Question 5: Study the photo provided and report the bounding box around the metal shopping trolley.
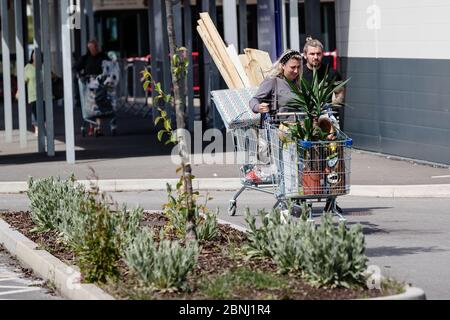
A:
[78,59,120,137]
[211,87,280,216]
[266,118,352,221]
[212,87,352,220]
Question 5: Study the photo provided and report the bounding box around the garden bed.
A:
[0,211,401,300]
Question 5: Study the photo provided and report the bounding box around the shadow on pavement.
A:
[365,246,446,258]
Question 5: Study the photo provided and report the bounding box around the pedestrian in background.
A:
[16,50,38,136]
[74,39,109,135]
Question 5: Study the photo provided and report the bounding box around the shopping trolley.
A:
[211,87,280,216]
[78,59,119,137]
[211,88,352,220]
[265,117,352,221]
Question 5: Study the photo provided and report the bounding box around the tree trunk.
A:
[165,0,197,242]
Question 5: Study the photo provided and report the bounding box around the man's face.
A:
[305,46,323,69]
[282,58,301,81]
[88,42,99,56]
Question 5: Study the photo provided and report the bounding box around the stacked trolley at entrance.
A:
[77,57,120,137]
[212,88,352,221]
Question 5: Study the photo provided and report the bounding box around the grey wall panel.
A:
[380,138,450,165]
[348,133,381,153]
[341,57,450,165]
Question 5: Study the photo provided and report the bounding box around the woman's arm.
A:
[249,77,275,113]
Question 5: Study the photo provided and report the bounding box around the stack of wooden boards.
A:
[196,12,272,89]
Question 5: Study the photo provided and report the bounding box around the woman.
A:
[16,50,38,135]
[249,49,302,115]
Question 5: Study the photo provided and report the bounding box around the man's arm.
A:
[331,69,345,105]
[332,87,345,105]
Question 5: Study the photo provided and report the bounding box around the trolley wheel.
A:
[228,200,237,216]
[81,127,86,137]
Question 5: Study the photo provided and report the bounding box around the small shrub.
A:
[124,229,199,290]
[301,213,368,288]
[197,209,219,241]
[163,182,218,241]
[26,175,146,284]
[266,220,309,274]
[243,208,284,258]
[27,175,82,232]
[244,209,368,288]
[56,183,89,243]
[115,205,144,256]
[71,191,122,283]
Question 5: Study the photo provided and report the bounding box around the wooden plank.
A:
[226,44,251,87]
[199,13,241,88]
[196,24,235,88]
[245,48,273,75]
[244,48,273,86]
[199,12,244,89]
[239,53,260,87]
[197,19,222,68]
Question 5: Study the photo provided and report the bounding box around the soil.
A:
[0,211,398,300]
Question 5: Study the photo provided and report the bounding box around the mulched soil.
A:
[0,211,396,300]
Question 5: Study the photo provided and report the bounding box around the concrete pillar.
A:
[305,0,321,39]
[147,1,159,122]
[223,0,238,49]
[85,0,94,40]
[280,0,287,52]
[52,1,63,76]
[1,0,13,143]
[60,0,76,163]
[80,0,87,55]
[41,0,55,156]
[238,0,248,52]
[32,0,45,152]
[289,0,300,51]
[14,0,27,148]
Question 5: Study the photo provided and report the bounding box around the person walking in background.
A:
[16,50,38,136]
[75,39,108,76]
[74,39,109,135]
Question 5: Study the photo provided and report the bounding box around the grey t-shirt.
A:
[249,76,298,114]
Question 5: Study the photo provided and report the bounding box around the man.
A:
[74,40,109,135]
[302,37,345,106]
[302,37,345,214]
[74,40,109,77]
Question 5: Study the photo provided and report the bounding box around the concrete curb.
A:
[368,285,426,300]
[0,218,115,300]
[1,179,450,198]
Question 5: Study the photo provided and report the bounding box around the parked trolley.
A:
[211,88,352,221]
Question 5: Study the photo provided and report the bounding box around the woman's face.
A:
[282,58,301,81]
